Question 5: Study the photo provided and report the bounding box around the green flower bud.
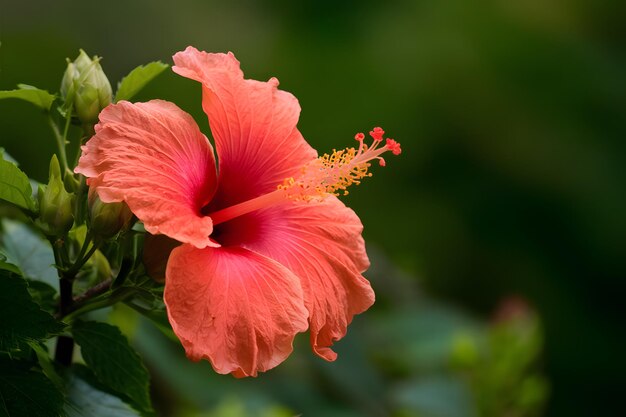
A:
[38,155,75,236]
[61,49,112,125]
[88,188,133,239]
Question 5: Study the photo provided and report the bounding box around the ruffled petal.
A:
[215,197,374,361]
[76,100,218,248]
[172,47,317,210]
[164,244,309,377]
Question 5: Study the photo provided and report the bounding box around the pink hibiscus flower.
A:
[75,47,401,377]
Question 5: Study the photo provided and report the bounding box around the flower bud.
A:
[88,188,133,239]
[38,155,74,236]
[61,49,112,125]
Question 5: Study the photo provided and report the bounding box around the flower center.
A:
[207,127,401,226]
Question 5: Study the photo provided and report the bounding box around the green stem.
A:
[63,286,135,322]
[49,237,65,270]
[73,231,93,266]
[73,121,94,168]
[47,115,69,174]
[66,239,101,277]
[75,175,87,224]
[62,104,73,147]
[61,104,75,176]
[59,235,71,266]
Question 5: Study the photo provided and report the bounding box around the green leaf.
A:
[65,367,140,417]
[0,357,65,417]
[115,62,168,102]
[0,271,65,351]
[1,219,58,287]
[27,280,58,312]
[0,84,55,111]
[0,253,21,275]
[0,157,35,212]
[71,321,152,414]
[29,342,64,390]
[0,149,18,165]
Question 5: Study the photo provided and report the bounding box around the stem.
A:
[74,121,94,167]
[73,231,93,267]
[66,240,100,277]
[75,176,87,225]
[55,276,74,366]
[61,103,77,176]
[62,104,73,148]
[72,278,112,306]
[50,232,98,366]
[63,286,135,323]
[54,336,74,366]
[47,115,69,174]
[50,237,75,366]
[207,189,286,225]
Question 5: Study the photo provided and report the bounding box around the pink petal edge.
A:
[172,47,317,211]
[75,100,218,248]
[214,196,374,361]
[165,244,309,377]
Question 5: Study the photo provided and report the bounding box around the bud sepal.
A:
[61,49,112,125]
[37,155,75,236]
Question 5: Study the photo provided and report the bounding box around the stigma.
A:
[279,127,402,200]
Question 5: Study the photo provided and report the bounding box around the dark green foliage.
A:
[0,157,35,212]
[0,270,64,351]
[26,280,58,313]
[71,321,152,415]
[0,84,55,112]
[65,365,140,417]
[0,356,64,417]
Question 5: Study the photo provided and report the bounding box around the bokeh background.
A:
[1,1,624,416]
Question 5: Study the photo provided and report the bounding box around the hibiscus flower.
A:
[75,47,401,377]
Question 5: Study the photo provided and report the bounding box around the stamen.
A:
[206,127,401,225]
[207,189,286,226]
[280,127,401,201]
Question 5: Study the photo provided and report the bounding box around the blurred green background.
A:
[1,0,624,416]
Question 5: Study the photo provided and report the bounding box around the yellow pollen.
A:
[279,129,400,201]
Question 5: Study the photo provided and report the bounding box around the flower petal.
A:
[76,100,218,248]
[164,244,309,377]
[172,47,317,210]
[215,197,374,361]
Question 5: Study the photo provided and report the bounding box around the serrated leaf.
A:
[0,357,65,417]
[65,369,140,417]
[71,321,152,414]
[0,84,55,111]
[0,271,65,351]
[0,157,35,212]
[1,219,57,287]
[115,62,168,102]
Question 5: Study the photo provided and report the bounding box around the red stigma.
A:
[386,138,402,155]
[369,127,384,141]
[355,132,365,141]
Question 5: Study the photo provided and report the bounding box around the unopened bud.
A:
[61,49,112,125]
[38,155,74,236]
[88,188,133,239]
